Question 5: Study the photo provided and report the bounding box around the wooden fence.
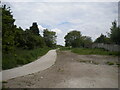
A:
[92,43,120,52]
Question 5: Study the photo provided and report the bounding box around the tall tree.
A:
[82,36,92,47]
[64,30,92,48]
[94,34,111,44]
[2,5,16,52]
[43,29,57,47]
[64,30,82,47]
[30,22,39,36]
[109,20,120,45]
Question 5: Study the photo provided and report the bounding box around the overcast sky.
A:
[3,0,118,45]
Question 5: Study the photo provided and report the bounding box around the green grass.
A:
[59,47,72,51]
[2,47,51,70]
[60,47,120,56]
[71,48,120,56]
[116,62,120,67]
[106,61,114,65]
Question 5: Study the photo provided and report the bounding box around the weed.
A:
[58,68,64,72]
[116,62,120,67]
[2,81,7,83]
[106,61,114,65]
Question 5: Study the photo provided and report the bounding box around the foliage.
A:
[64,30,92,48]
[94,34,111,44]
[109,20,120,45]
[81,36,92,47]
[2,47,50,70]
[15,28,45,49]
[43,29,57,47]
[94,20,120,45]
[2,5,56,70]
[64,30,81,47]
[2,5,16,53]
[30,22,39,36]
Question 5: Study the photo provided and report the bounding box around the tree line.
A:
[2,5,57,54]
[94,20,120,45]
[64,20,120,48]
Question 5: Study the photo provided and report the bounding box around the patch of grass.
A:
[2,47,51,70]
[77,60,87,63]
[57,68,64,72]
[59,47,71,51]
[116,62,120,67]
[106,61,114,65]
[92,61,99,65]
[71,48,120,56]
[2,81,7,83]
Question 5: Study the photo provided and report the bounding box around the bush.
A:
[2,47,50,70]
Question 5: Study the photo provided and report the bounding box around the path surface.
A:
[3,50,118,88]
[1,50,57,81]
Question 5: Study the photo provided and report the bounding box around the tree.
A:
[64,30,82,47]
[2,5,16,53]
[109,20,120,45]
[64,30,92,48]
[43,29,57,47]
[15,28,45,49]
[82,36,92,47]
[94,34,111,44]
[30,22,39,36]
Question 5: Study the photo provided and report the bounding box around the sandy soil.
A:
[3,50,118,88]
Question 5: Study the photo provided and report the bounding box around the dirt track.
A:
[3,50,118,88]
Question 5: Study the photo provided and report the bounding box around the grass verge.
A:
[2,47,51,70]
[60,47,120,56]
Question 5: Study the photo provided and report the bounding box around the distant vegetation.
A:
[94,20,120,45]
[64,30,92,48]
[3,47,50,70]
[64,20,120,48]
[60,47,120,56]
[63,20,120,56]
[2,5,57,70]
[71,48,120,56]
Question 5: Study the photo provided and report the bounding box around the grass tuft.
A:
[106,61,114,65]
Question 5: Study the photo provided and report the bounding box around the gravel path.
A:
[1,50,57,81]
[3,50,118,88]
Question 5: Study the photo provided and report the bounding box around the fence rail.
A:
[92,43,120,52]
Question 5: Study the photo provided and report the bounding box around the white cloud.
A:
[3,0,119,2]
[51,28,62,34]
[38,25,46,31]
[38,25,46,36]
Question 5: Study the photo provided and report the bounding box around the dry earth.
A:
[3,50,119,88]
